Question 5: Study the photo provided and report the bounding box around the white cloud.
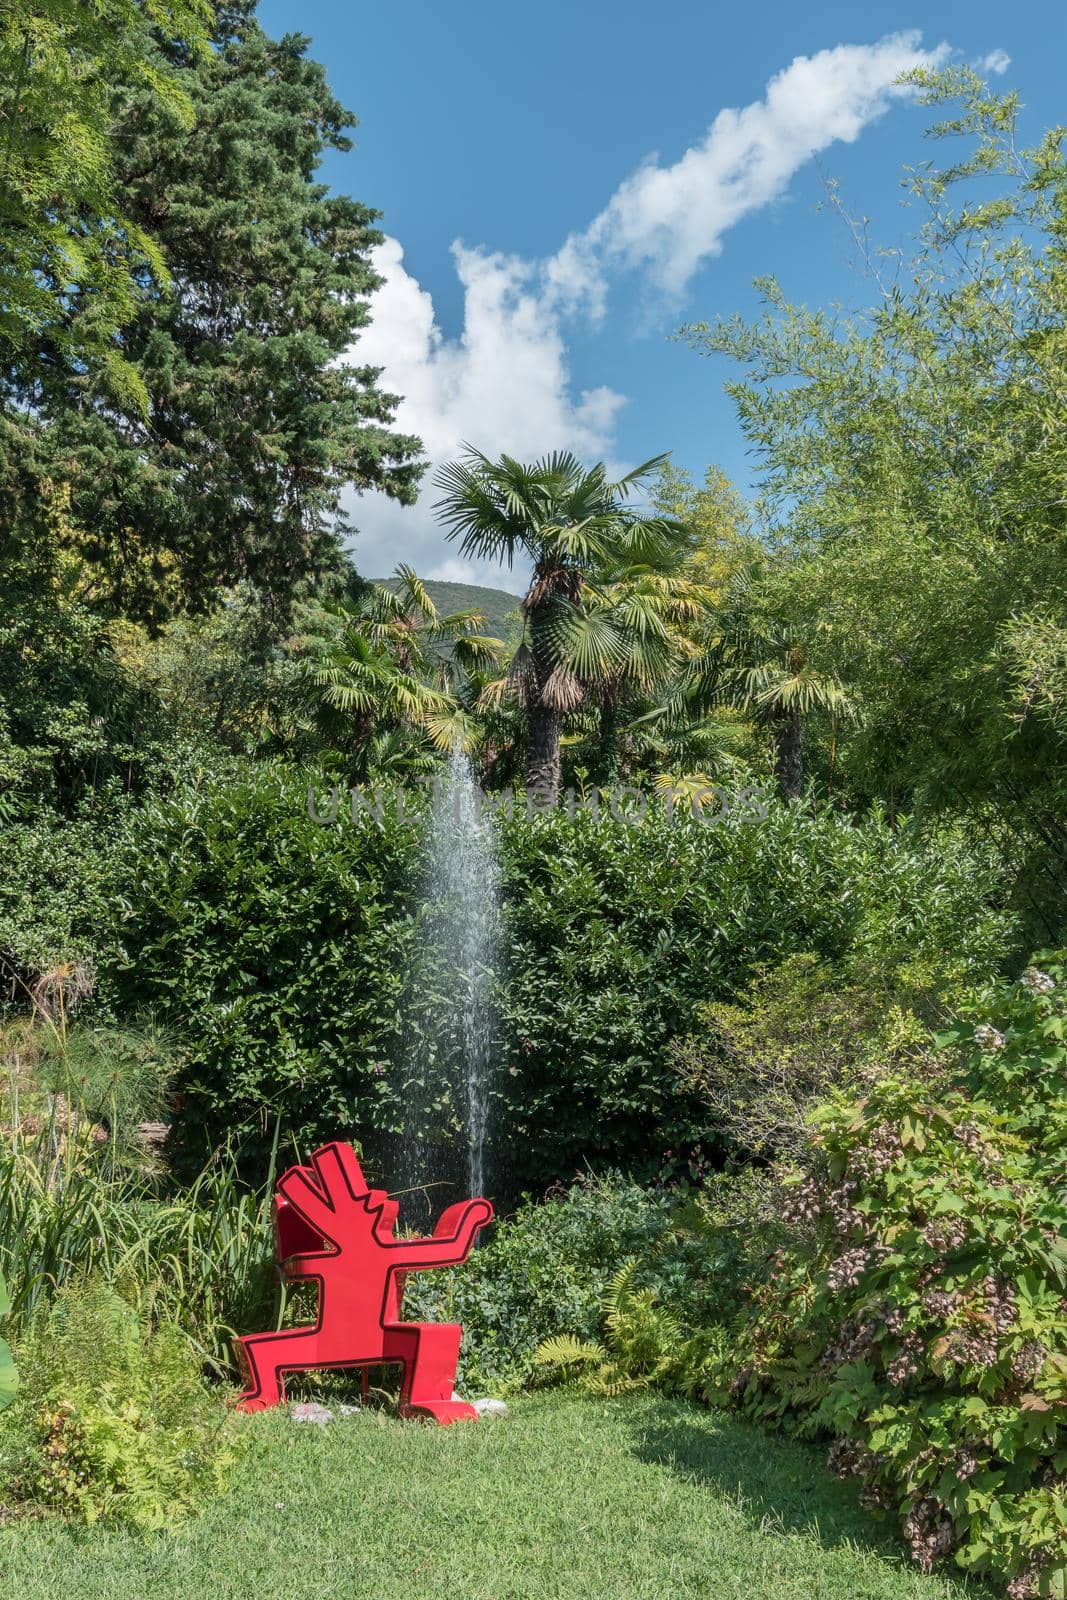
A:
[350,237,626,587]
[979,48,1011,76]
[345,31,963,587]
[552,32,950,307]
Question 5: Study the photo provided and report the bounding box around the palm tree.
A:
[358,565,504,691]
[434,449,687,801]
[305,565,503,779]
[544,565,715,786]
[668,563,850,799]
[306,625,449,779]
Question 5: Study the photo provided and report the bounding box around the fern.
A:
[602,1260,639,1321]
[533,1260,692,1398]
[531,1335,605,1388]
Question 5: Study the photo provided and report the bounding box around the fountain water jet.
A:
[414,746,502,1201]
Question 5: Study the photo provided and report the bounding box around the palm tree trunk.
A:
[527,700,562,802]
[771,706,803,800]
[351,709,375,781]
[525,598,563,804]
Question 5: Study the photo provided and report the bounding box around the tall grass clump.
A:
[0,1013,279,1374]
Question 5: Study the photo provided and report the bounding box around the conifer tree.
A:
[45,1,423,621]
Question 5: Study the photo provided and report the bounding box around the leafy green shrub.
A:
[102,764,1012,1188]
[714,958,1067,1598]
[497,799,1008,1188]
[400,1173,715,1391]
[0,1278,239,1528]
[533,1261,686,1395]
[0,801,127,988]
[515,1167,782,1404]
[670,954,929,1162]
[102,764,422,1173]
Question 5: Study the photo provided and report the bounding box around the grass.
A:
[0,1393,978,1600]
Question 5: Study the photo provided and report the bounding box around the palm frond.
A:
[604,453,672,500]
[475,674,515,712]
[392,563,439,623]
[506,642,537,708]
[424,709,480,754]
[452,634,505,670]
[543,603,626,680]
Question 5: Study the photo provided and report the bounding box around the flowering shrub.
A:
[717,958,1067,1597]
[942,959,1067,1164]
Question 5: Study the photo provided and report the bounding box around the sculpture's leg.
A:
[234,1327,321,1412]
[387,1324,477,1425]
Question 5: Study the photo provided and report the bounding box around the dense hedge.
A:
[496,798,1008,1187]
[104,771,420,1172]
[0,801,127,989]
[102,766,1012,1188]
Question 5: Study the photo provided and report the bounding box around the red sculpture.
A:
[235,1141,492,1424]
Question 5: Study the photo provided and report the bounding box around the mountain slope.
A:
[370,577,524,648]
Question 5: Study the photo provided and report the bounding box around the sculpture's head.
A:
[300,1146,400,1238]
[364,1191,400,1235]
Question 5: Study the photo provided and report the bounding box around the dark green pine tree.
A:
[43,0,423,623]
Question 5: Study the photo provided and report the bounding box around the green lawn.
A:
[0,1394,977,1600]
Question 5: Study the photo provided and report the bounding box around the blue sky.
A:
[259,0,1067,589]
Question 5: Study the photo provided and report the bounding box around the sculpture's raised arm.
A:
[389,1198,493,1266]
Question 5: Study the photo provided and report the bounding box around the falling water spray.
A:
[422,746,502,1198]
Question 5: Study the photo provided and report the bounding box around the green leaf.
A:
[0,1335,18,1412]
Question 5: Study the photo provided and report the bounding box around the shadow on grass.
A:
[626,1398,978,1592]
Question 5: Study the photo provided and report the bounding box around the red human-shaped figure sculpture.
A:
[235,1142,492,1424]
